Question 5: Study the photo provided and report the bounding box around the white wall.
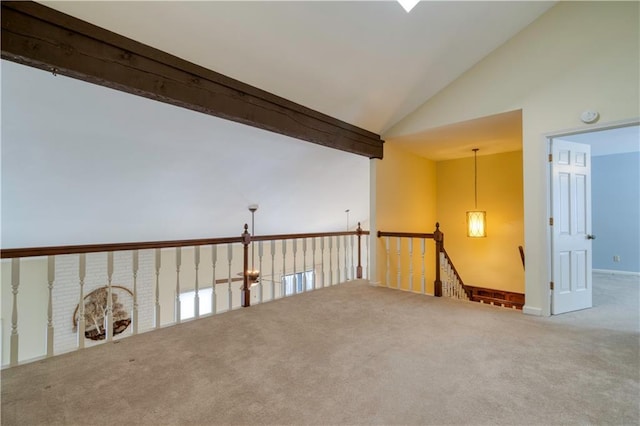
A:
[1,60,370,248]
[385,2,640,315]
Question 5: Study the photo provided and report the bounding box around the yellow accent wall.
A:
[375,144,437,293]
[383,1,640,314]
[436,151,524,293]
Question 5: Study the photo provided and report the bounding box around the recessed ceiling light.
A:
[397,0,420,13]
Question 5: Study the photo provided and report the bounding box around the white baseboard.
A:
[368,281,382,287]
[523,305,543,316]
[593,269,640,277]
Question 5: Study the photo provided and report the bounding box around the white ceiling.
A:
[2,1,559,247]
[40,0,555,134]
[388,109,523,161]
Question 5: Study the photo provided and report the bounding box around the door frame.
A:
[543,118,639,316]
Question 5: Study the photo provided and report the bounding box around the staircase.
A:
[440,251,470,301]
[378,223,524,310]
[440,248,524,309]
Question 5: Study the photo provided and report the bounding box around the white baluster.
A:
[292,239,298,294]
[281,240,287,296]
[46,256,55,357]
[449,257,454,297]
[408,238,414,293]
[175,248,181,323]
[448,257,453,298]
[258,241,264,303]
[445,263,450,297]
[311,238,317,290]
[77,254,86,348]
[302,238,307,292]
[10,258,20,365]
[336,235,342,284]
[442,253,449,297]
[444,255,449,297]
[132,250,139,334]
[440,255,456,297]
[396,237,401,290]
[105,252,114,341]
[451,260,456,298]
[211,244,218,315]
[321,237,326,287]
[450,258,455,298]
[194,246,200,318]
[329,236,334,286]
[385,236,390,287]
[343,235,348,281]
[420,239,426,295]
[270,240,276,299]
[227,244,233,311]
[350,234,355,281]
[155,249,161,328]
[453,264,458,299]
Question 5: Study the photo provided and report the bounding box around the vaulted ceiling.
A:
[40,0,555,134]
[2,1,558,247]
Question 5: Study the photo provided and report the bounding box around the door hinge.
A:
[550,281,554,290]
[548,154,553,162]
[549,217,554,226]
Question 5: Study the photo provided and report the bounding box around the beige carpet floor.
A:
[2,273,639,425]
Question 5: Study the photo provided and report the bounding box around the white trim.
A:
[523,305,543,316]
[593,269,640,277]
[542,118,640,139]
[543,117,640,317]
[369,158,379,284]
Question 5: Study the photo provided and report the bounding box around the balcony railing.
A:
[0,225,370,367]
[377,223,444,296]
[378,223,524,309]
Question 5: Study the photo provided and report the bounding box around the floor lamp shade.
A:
[467,210,487,237]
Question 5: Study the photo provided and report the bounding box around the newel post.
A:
[241,224,251,307]
[434,222,443,297]
[356,222,363,279]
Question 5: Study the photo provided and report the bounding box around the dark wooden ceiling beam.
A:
[1,1,384,158]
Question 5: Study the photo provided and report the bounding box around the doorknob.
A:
[587,234,596,240]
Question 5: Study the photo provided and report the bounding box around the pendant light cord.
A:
[473,148,479,209]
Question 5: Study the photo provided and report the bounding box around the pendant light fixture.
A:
[467,149,487,238]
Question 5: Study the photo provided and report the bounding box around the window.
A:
[282,271,314,296]
[180,287,214,320]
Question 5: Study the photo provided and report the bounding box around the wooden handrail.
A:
[1,229,371,259]
[0,236,244,259]
[253,229,369,242]
[377,231,435,239]
[377,224,525,308]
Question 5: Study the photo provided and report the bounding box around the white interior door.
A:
[550,139,593,314]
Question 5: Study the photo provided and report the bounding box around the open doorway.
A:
[548,123,639,317]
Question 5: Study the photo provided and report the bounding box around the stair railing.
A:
[378,223,524,309]
[378,223,443,296]
[378,222,467,299]
[0,224,369,367]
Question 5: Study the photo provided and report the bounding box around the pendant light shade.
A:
[467,149,487,238]
[467,210,486,237]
